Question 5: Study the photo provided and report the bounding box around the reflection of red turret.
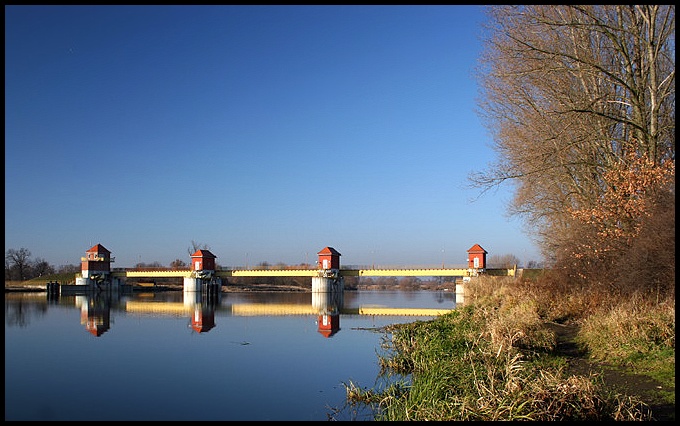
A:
[317,247,341,270]
[191,305,216,333]
[190,249,216,271]
[317,313,340,338]
[467,244,488,269]
[80,296,111,337]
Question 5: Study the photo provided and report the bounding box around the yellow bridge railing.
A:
[111,267,515,278]
[340,268,471,277]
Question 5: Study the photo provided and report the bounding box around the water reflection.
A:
[313,290,343,337]
[113,289,222,334]
[76,292,112,336]
[5,289,457,421]
[186,290,219,334]
[4,292,49,327]
[7,288,456,339]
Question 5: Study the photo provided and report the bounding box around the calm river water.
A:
[5,289,457,421]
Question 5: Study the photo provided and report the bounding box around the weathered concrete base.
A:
[54,282,121,295]
[183,286,221,306]
[455,282,466,306]
[311,276,344,293]
[75,275,124,287]
[183,276,222,292]
[312,288,344,314]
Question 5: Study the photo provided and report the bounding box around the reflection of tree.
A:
[4,297,48,328]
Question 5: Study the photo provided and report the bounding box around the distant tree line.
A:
[5,248,78,282]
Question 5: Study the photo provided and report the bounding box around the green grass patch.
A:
[24,272,78,285]
[519,268,545,280]
[343,278,669,421]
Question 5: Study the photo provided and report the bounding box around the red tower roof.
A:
[317,247,341,256]
[467,244,487,254]
[86,243,111,254]
[190,249,217,258]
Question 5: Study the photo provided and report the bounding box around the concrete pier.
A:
[183,276,222,293]
[455,281,466,306]
[311,275,344,293]
[312,287,344,313]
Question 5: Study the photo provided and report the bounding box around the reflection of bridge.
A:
[225,303,452,316]
[46,289,454,340]
[124,302,451,316]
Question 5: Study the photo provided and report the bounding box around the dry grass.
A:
[580,297,675,362]
[343,273,673,421]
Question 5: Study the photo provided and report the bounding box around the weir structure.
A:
[48,243,515,336]
[182,249,222,295]
[73,244,124,289]
[61,243,515,294]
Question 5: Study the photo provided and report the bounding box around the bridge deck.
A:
[117,268,514,278]
[341,268,471,277]
[113,267,514,278]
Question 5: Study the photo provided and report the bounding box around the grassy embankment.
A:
[4,272,78,290]
[5,272,185,291]
[343,274,674,421]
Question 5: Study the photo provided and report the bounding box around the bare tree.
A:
[170,259,187,269]
[31,258,55,277]
[134,261,164,269]
[487,254,520,269]
[472,5,675,261]
[57,264,81,274]
[614,185,675,299]
[5,259,12,281]
[187,240,210,257]
[526,260,543,269]
[5,248,32,281]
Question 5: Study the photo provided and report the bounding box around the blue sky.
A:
[5,5,541,269]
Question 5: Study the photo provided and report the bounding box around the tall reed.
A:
[345,275,662,420]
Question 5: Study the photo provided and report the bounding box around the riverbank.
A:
[347,276,674,421]
[4,283,48,292]
[6,279,672,420]
[3,282,307,293]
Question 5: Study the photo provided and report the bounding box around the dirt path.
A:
[548,322,674,421]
